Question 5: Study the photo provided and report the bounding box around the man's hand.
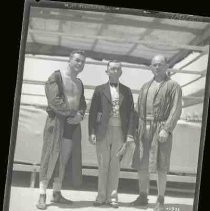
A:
[67,112,83,125]
[116,143,127,158]
[158,129,169,143]
[126,140,135,150]
[89,134,96,145]
[121,141,136,167]
[126,135,134,143]
[126,135,135,151]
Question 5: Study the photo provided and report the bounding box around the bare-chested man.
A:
[36,50,87,210]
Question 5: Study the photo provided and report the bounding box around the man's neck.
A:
[154,73,167,83]
[63,67,77,81]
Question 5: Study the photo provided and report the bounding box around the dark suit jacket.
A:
[88,82,135,142]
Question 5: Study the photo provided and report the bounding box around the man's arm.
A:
[45,75,71,118]
[127,88,136,139]
[88,88,99,136]
[78,80,87,118]
[134,89,142,129]
[162,84,182,133]
[132,87,145,145]
[117,88,136,158]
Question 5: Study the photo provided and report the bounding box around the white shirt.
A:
[109,83,120,118]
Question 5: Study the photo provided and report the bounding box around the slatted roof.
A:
[23,6,210,119]
[26,7,210,66]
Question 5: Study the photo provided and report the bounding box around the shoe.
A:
[109,201,119,208]
[154,196,165,211]
[93,201,106,206]
[154,202,165,211]
[36,194,47,210]
[130,193,148,207]
[51,191,73,204]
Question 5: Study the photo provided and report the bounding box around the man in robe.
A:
[36,50,87,210]
[131,55,182,211]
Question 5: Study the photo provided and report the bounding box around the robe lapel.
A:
[119,83,124,107]
[58,70,71,108]
[153,77,168,102]
[139,79,153,119]
[142,79,153,118]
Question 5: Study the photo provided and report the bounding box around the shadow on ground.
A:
[46,201,113,209]
[45,201,193,210]
[12,172,195,199]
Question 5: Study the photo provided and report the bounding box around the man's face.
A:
[107,62,122,83]
[150,55,168,77]
[69,53,86,74]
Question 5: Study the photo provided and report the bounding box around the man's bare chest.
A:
[62,78,82,97]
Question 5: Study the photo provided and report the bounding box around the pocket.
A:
[48,125,54,133]
[47,118,55,134]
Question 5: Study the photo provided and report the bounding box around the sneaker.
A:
[154,196,165,211]
[36,194,47,210]
[51,191,73,204]
[93,201,106,206]
[130,193,148,207]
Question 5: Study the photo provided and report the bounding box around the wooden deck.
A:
[8,186,194,211]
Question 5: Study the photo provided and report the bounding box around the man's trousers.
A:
[96,121,123,203]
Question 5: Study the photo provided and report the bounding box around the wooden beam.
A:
[58,20,64,46]
[12,163,196,185]
[91,14,110,51]
[23,79,205,102]
[168,26,210,68]
[21,90,204,105]
[179,52,207,70]
[29,29,208,52]
[182,89,205,107]
[82,168,196,184]
[126,19,162,55]
[25,43,151,65]
[169,52,207,77]
[28,21,36,43]
[182,99,203,108]
[30,7,203,35]
[24,54,204,75]
[181,75,204,88]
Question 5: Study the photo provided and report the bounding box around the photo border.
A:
[4,1,210,211]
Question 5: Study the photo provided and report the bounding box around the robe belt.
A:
[145,115,154,125]
[145,116,166,125]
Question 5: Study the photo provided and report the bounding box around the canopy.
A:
[23,6,210,121]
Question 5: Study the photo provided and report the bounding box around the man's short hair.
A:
[107,60,121,69]
[69,50,86,59]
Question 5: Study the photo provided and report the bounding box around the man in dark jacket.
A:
[36,50,87,209]
[131,55,182,211]
[88,60,135,208]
